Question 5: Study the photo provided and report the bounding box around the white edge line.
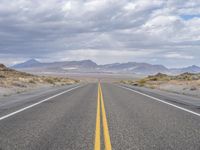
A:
[118,85,200,117]
[0,85,83,121]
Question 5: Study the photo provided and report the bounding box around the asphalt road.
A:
[0,83,200,150]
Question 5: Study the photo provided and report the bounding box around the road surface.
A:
[0,83,200,150]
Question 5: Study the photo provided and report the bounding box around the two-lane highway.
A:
[0,83,200,149]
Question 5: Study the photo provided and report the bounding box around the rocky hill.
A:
[121,72,200,98]
[0,64,78,96]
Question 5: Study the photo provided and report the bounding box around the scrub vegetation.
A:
[121,72,200,98]
[0,64,78,97]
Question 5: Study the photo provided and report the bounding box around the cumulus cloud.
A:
[0,0,199,67]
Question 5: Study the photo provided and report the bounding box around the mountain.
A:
[62,60,97,68]
[12,59,41,68]
[180,65,200,73]
[99,62,168,74]
[170,65,200,74]
[12,59,200,75]
[12,59,98,72]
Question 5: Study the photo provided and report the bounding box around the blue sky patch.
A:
[181,14,200,20]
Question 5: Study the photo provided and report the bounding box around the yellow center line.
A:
[99,83,112,150]
[94,82,112,150]
[94,83,101,150]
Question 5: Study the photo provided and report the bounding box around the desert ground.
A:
[0,64,78,98]
[121,73,200,98]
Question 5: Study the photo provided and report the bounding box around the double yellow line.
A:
[94,82,112,150]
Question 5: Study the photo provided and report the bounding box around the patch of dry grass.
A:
[120,72,200,97]
[0,64,79,88]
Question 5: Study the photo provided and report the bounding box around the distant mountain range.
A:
[12,59,41,68]
[11,59,200,75]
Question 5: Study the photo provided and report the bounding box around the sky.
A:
[0,0,200,68]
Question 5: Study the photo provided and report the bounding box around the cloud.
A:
[164,52,194,59]
[41,49,155,65]
[0,0,200,67]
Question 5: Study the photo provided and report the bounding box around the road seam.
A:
[0,85,84,121]
[118,85,200,117]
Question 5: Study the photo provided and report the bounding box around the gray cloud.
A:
[0,0,200,67]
